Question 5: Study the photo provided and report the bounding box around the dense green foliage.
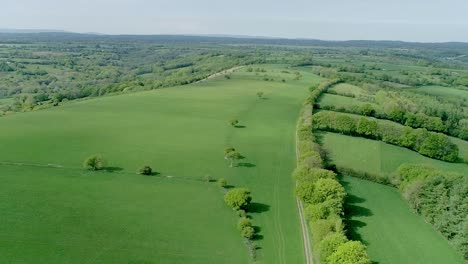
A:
[83,154,106,170]
[396,164,468,258]
[313,110,459,161]
[224,188,252,210]
[294,85,370,263]
[327,241,371,264]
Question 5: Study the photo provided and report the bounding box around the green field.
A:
[0,65,323,263]
[411,85,468,101]
[341,176,466,264]
[318,93,380,110]
[319,132,468,176]
[0,164,248,264]
[327,83,364,96]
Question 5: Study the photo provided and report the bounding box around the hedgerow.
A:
[313,110,459,162]
[294,80,371,263]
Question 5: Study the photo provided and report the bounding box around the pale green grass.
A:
[411,85,468,101]
[327,83,364,96]
[318,93,380,110]
[0,65,322,264]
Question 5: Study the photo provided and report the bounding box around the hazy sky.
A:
[1,0,468,42]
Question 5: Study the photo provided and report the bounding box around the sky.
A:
[1,0,468,42]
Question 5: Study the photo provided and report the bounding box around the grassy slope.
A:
[341,176,466,264]
[319,132,468,175]
[0,65,322,264]
[0,164,247,264]
[410,85,468,101]
[318,93,380,109]
[327,83,364,96]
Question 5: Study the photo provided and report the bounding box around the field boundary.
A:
[295,122,314,264]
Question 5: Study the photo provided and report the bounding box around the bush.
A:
[241,226,255,239]
[218,178,227,188]
[224,188,252,210]
[138,166,152,175]
[237,217,252,231]
[327,241,371,264]
[83,155,106,171]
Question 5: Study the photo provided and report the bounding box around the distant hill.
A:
[0,29,67,34]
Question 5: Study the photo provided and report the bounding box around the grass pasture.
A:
[318,93,380,110]
[411,85,468,101]
[341,176,466,264]
[319,132,468,176]
[327,83,364,96]
[0,164,248,264]
[0,65,322,263]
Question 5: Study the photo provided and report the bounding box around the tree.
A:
[225,149,242,167]
[256,91,264,98]
[230,119,239,127]
[138,165,152,175]
[311,178,346,205]
[241,226,255,239]
[237,217,252,230]
[83,155,106,170]
[295,181,315,204]
[218,178,227,188]
[224,188,252,210]
[327,241,371,264]
[318,232,348,262]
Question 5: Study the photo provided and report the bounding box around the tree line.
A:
[313,110,459,162]
[321,88,468,140]
[395,164,467,259]
[294,86,371,264]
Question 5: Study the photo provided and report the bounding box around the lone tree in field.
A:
[83,155,106,171]
[218,178,227,188]
[225,149,242,167]
[138,166,153,175]
[224,188,252,210]
[256,91,264,98]
[230,119,239,127]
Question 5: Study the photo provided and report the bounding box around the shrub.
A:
[83,155,106,171]
[218,178,227,188]
[327,241,371,264]
[241,226,255,239]
[237,217,252,231]
[138,166,152,175]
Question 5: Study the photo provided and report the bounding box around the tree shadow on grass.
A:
[345,204,373,217]
[103,166,124,173]
[246,202,270,213]
[237,162,256,168]
[223,185,235,190]
[346,194,366,204]
[234,125,246,128]
[146,171,161,176]
[344,219,367,244]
